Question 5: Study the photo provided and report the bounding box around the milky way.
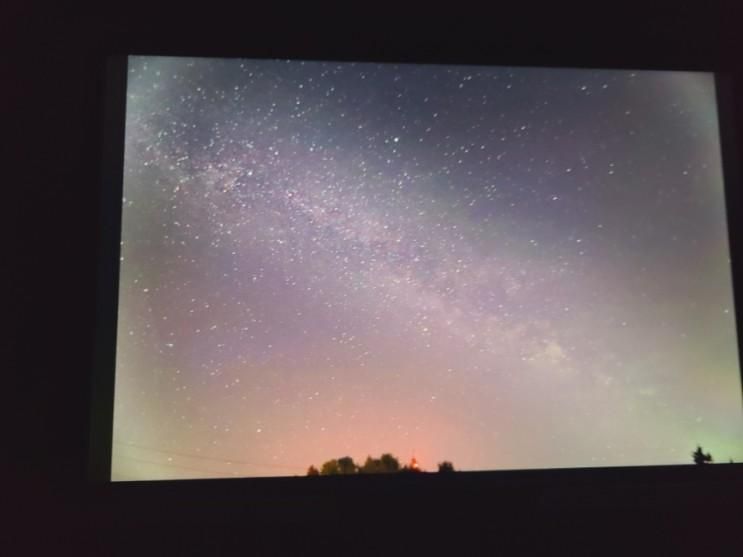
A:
[111,56,743,480]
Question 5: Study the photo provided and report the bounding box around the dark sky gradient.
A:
[112,56,743,480]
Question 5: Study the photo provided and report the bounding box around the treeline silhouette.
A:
[306,446,732,476]
[307,453,456,475]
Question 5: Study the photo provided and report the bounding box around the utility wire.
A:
[114,441,303,472]
[116,454,229,476]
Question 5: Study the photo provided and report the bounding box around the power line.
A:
[114,441,303,472]
[116,454,228,476]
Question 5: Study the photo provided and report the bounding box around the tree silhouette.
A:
[309,452,455,475]
[315,456,360,475]
[692,445,713,465]
[360,456,383,474]
[360,454,401,473]
[337,456,358,474]
[380,453,400,472]
[321,459,341,475]
[438,461,455,473]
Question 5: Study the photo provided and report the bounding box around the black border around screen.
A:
[87,44,743,518]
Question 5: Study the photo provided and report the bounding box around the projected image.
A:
[112,56,743,480]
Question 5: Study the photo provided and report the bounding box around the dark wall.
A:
[8,8,743,554]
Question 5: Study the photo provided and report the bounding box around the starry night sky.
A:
[111,56,743,480]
